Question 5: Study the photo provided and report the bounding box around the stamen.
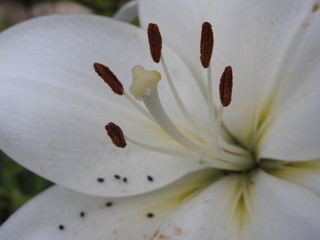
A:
[209,104,253,168]
[219,66,233,107]
[160,55,205,137]
[200,22,214,68]
[214,105,224,155]
[212,66,248,165]
[93,63,124,95]
[214,67,233,155]
[147,23,162,63]
[200,22,217,133]
[125,135,198,158]
[206,64,217,125]
[105,122,127,148]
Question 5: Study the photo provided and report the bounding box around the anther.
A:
[200,22,214,68]
[93,63,124,95]
[147,23,162,63]
[105,122,127,148]
[219,66,233,107]
[58,225,65,230]
[313,4,319,12]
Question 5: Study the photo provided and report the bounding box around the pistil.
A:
[130,65,205,155]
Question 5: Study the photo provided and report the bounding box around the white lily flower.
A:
[1,0,320,239]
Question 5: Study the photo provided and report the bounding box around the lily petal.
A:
[150,174,245,240]
[114,0,138,23]
[246,171,320,240]
[0,15,204,197]
[265,159,320,196]
[0,169,223,240]
[258,9,320,161]
[139,0,318,148]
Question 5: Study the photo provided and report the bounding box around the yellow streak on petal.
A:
[264,159,320,185]
[146,169,223,214]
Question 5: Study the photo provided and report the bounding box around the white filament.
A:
[127,63,255,170]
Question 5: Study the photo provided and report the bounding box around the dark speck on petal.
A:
[97,178,105,183]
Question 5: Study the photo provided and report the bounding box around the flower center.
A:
[94,22,261,173]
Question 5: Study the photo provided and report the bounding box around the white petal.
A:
[147,170,320,240]
[265,159,320,196]
[258,9,320,161]
[113,1,138,23]
[139,0,319,148]
[0,15,204,197]
[246,171,320,240]
[3,170,320,240]
[151,174,245,240]
[0,169,222,240]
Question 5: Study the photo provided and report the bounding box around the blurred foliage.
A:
[0,151,52,224]
[0,0,131,225]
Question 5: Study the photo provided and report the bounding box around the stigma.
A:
[129,65,161,100]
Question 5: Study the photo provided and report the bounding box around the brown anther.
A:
[147,23,162,63]
[105,122,127,148]
[313,4,319,12]
[219,66,233,107]
[93,63,124,95]
[200,22,214,68]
